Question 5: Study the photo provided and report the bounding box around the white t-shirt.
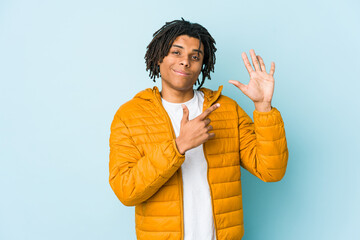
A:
[162,90,216,240]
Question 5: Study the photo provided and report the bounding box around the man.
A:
[109,18,288,240]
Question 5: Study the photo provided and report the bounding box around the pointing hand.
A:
[175,103,220,154]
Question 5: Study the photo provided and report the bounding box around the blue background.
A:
[1,0,359,239]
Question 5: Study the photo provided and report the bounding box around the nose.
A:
[179,56,190,68]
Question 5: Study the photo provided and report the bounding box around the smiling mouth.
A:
[172,69,190,76]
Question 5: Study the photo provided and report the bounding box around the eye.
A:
[192,55,200,60]
[172,51,180,55]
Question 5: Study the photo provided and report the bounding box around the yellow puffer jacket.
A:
[109,85,288,240]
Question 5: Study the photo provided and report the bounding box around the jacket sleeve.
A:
[109,113,185,206]
[237,105,288,182]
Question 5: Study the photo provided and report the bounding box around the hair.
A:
[145,18,217,90]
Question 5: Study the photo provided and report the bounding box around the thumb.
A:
[229,80,248,94]
[181,104,189,124]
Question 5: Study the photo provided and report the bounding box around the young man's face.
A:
[159,35,204,93]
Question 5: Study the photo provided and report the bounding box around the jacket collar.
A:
[135,85,223,108]
[198,85,223,105]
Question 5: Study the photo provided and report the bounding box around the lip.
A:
[172,69,190,76]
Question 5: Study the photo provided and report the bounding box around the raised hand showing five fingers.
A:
[228,49,275,112]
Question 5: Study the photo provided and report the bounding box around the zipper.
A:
[153,89,185,240]
[178,167,184,240]
[153,86,221,240]
[202,100,219,240]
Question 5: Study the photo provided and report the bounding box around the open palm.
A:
[229,49,275,104]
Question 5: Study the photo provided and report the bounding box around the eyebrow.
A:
[172,44,203,55]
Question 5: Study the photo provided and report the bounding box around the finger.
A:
[206,125,213,132]
[203,118,211,126]
[241,52,254,74]
[249,49,261,72]
[207,132,215,140]
[181,104,189,124]
[257,55,266,72]
[199,103,220,120]
[269,61,275,76]
[228,80,248,94]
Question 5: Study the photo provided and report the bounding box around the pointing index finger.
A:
[199,103,220,120]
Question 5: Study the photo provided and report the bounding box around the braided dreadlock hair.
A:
[145,18,217,90]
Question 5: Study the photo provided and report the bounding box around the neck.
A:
[160,87,194,103]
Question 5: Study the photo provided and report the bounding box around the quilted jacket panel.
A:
[109,85,288,240]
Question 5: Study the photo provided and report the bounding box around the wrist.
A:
[175,137,186,155]
[254,101,272,112]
